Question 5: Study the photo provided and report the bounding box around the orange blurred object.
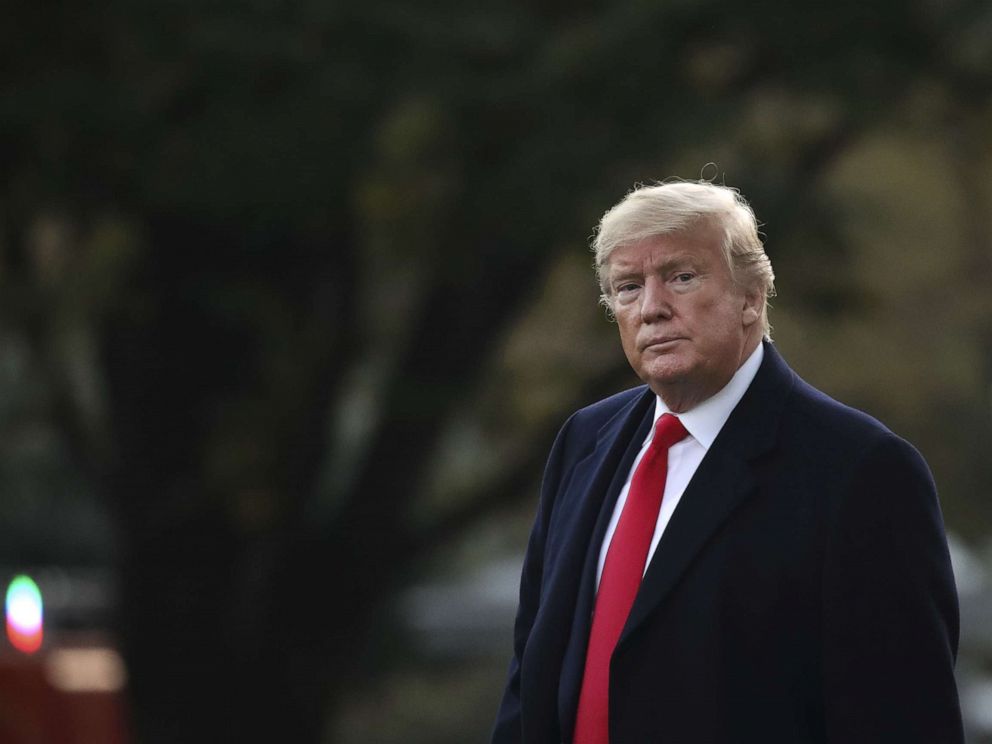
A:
[0,641,130,744]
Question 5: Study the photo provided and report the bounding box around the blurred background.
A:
[1,0,991,741]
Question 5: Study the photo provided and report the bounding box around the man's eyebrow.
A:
[657,253,700,271]
[609,264,639,277]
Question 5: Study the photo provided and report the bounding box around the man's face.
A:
[607,226,762,412]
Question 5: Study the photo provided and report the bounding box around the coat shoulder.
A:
[565,385,654,435]
[570,385,650,431]
[786,374,916,459]
[546,385,651,467]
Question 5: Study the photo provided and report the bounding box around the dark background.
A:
[2,0,991,741]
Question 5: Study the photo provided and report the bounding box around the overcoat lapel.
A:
[521,387,654,741]
[557,396,656,741]
[541,388,655,598]
[618,342,796,648]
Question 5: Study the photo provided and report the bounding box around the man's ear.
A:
[742,289,761,327]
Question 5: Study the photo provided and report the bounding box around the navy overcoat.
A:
[492,342,962,744]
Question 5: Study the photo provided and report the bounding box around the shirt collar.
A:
[652,342,764,450]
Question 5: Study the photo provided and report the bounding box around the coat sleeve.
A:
[490,414,576,744]
[821,432,963,743]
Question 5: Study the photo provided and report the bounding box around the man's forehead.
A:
[608,238,715,272]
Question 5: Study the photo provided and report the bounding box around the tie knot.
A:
[653,413,688,450]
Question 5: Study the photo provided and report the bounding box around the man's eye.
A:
[613,283,640,303]
[673,273,695,283]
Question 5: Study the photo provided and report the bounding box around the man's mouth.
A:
[641,337,685,352]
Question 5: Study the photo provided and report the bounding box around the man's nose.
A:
[640,280,673,322]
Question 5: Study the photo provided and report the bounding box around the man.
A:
[492,180,962,743]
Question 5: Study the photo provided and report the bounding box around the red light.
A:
[7,622,42,654]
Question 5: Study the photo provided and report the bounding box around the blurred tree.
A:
[1,0,990,741]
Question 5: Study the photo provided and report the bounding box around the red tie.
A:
[574,413,688,744]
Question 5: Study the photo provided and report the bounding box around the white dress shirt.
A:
[595,343,765,587]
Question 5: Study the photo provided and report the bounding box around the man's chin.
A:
[640,366,690,393]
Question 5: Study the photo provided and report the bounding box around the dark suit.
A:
[493,342,962,743]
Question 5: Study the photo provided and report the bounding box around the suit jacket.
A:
[492,342,962,744]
